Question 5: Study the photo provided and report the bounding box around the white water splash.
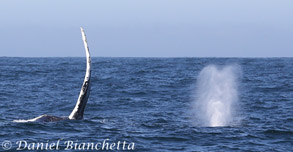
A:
[193,65,241,127]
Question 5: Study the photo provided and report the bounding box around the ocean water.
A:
[0,57,292,152]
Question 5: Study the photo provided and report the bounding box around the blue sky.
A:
[0,0,292,57]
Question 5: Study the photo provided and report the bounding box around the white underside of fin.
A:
[68,27,91,120]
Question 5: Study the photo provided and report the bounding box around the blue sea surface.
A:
[0,57,292,151]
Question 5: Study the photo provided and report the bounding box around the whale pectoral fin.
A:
[68,27,92,120]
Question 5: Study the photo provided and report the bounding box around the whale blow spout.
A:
[193,65,241,127]
[68,27,92,120]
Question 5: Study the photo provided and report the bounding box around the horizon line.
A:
[0,56,292,58]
